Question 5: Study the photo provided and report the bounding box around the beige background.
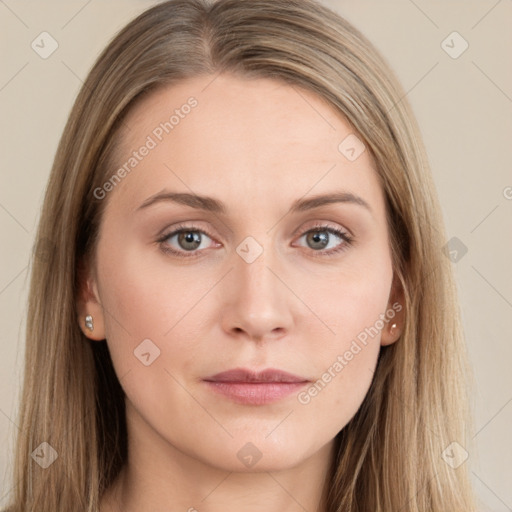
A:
[1,1,511,510]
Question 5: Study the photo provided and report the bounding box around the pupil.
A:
[179,231,201,250]
[309,231,328,249]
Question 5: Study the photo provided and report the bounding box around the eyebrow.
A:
[136,189,372,215]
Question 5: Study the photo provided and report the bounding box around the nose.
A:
[220,245,294,343]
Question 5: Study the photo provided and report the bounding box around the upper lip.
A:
[203,368,309,383]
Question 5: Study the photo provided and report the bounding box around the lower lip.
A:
[203,381,308,405]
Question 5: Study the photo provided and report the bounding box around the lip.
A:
[203,368,310,405]
[204,367,308,383]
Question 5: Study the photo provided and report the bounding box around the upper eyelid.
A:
[160,221,350,237]
[291,220,352,238]
[159,223,216,241]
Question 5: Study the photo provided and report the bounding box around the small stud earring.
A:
[85,314,94,332]
[390,323,397,332]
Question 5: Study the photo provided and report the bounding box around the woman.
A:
[4,0,479,510]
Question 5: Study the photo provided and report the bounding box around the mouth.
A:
[202,367,310,405]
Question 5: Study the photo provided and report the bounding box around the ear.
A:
[76,257,106,341]
[380,272,405,347]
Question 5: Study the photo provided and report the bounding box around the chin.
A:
[200,436,317,473]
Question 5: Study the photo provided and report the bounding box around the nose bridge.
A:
[222,236,293,340]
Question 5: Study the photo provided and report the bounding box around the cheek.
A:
[303,242,393,348]
[95,245,207,424]
[96,240,214,371]
[325,274,392,347]
[293,250,393,416]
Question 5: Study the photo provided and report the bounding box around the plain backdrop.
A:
[1,1,511,510]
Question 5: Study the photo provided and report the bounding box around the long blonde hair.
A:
[5,0,479,510]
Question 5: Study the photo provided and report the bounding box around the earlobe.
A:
[381,320,402,346]
[78,311,106,341]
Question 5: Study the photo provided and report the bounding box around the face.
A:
[78,73,404,472]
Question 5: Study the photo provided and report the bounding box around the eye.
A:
[295,224,353,257]
[157,223,219,258]
[156,222,354,259]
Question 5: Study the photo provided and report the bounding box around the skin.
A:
[77,73,404,512]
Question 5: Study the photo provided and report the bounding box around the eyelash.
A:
[156,222,354,259]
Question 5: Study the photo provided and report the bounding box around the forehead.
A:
[118,73,364,159]
[107,73,384,217]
